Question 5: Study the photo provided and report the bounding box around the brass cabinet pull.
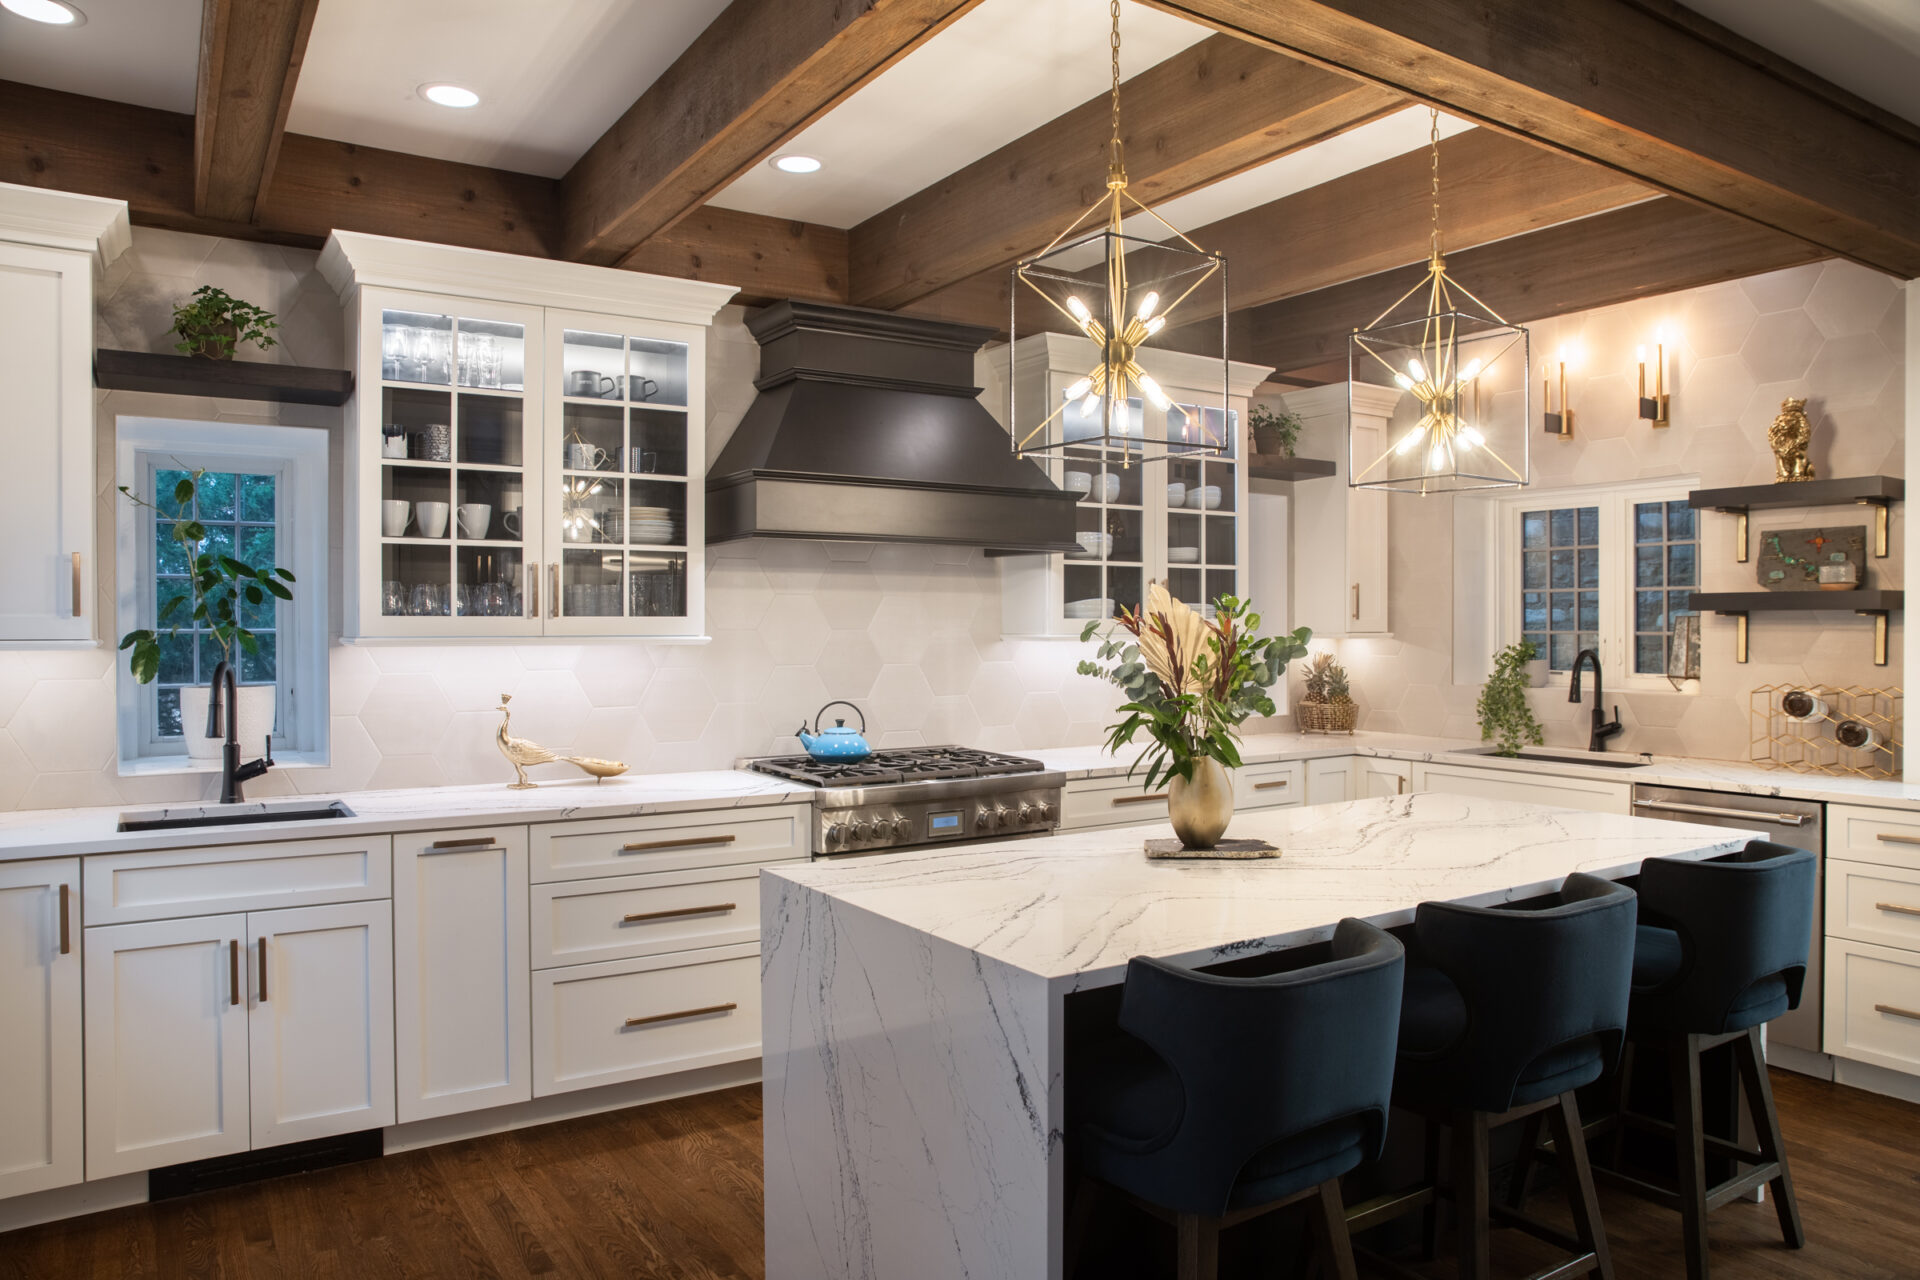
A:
[71,552,82,617]
[58,883,70,954]
[527,562,539,618]
[622,902,736,924]
[624,1002,736,1029]
[430,836,498,850]
[1874,1002,1920,1022]
[549,564,560,618]
[1397,775,1407,794]
[1253,779,1290,791]
[1112,792,1169,805]
[1351,582,1359,620]
[258,937,268,1001]
[1875,902,1920,918]
[229,939,240,1006]
[621,834,736,853]
[1875,832,1920,846]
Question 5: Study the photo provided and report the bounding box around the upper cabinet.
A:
[320,232,735,640]
[0,183,130,645]
[990,334,1273,637]
[1284,383,1399,638]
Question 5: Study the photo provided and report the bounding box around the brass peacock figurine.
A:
[495,694,628,789]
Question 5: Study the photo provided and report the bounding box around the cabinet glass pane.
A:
[561,330,625,400]
[381,545,452,616]
[560,474,623,546]
[382,387,452,460]
[1062,394,1144,445]
[455,547,526,618]
[381,310,453,385]
[630,553,687,618]
[1168,510,1202,571]
[456,394,523,468]
[455,318,525,391]
[562,402,623,473]
[1204,516,1236,566]
[628,337,689,406]
[560,549,624,617]
[631,408,687,477]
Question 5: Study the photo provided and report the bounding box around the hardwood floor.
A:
[3,1071,1915,1279]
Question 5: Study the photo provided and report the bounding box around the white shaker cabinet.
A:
[393,826,532,1122]
[0,860,82,1198]
[1283,383,1398,637]
[1355,757,1413,799]
[0,184,129,643]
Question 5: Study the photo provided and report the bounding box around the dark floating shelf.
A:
[95,349,354,407]
[1247,454,1337,482]
[1689,589,1902,614]
[1688,475,1903,512]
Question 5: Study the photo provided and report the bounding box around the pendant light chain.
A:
[1428,106,1442,262]
[1108,0,1125,182]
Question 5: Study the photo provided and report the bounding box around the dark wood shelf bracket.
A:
[94,349,355,407]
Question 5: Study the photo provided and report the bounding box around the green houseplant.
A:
[1249,402,1303,457]
[170,285,279,359]
[1078,585,1310,847]
[119,470,295,755]
[1478,639,1546,757]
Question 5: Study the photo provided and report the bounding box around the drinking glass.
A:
[408,583,443,616]
[382,580,406,616]
[483,581,510,618]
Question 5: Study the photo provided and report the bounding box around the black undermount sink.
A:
[117,801,355,833]
[1462,748,1651,770]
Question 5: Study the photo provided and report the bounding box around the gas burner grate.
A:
[751,745,1046,788]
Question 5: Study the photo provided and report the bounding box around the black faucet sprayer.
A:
[1566,648,1623,754]
[207,659,274,804]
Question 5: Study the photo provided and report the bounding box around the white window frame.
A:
[114,418,330,773]
[1455,474,1699,695]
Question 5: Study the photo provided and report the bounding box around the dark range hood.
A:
[706,300,1079,552]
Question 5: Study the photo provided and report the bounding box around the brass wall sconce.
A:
[1541,354,1572,437]
[1637,335,1670,427]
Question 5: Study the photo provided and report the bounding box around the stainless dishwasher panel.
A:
[1630,784,1824,1055]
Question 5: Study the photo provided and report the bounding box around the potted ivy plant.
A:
[119,471,295,760]
[1078,586,1310,848]
[1477,640,1546,757]
[170,285,279,360]
[1249,402,1303,456]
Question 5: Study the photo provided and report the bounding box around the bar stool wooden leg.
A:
[1506,1110,1545,1208]
[1550,1090,1616,1280]
[1670,1036,1713,1280]
[1609,1041,1636,1170]
[1453,1110,1492,1280]
[1735,1026,1805,1249]
[1175,1212,1219,1280]
[1311,1177,1360,1280]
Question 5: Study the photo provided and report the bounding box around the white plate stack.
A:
[627,506,677,544]
[1064,597,1114,620]
[1185,485,1223,510]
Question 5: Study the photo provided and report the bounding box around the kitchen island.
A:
[760,793,1759,1280]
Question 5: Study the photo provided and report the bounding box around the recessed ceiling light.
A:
[420,83,480,109]
[770,154,823,175]
[2,0,85,25]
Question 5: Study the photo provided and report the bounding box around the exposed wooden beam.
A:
[561,0,982,268]
[193,0,319,223]
[621,205,848,307]
[847,34,1403,312]
[1134,0,1920,279]
[1234,198,1828,376]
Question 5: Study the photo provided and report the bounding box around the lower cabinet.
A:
[84,901,394,1178]
[1355,757,1411,799]
[1305,756,1353,806]
[0,859,82,1198]
[393,826,532,1123]
[1410,761,1631,814]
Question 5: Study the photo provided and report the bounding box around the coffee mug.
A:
[616,374,660,402]
[457,503,492,539]
[382,431,408,459]
[627,447,660,473]
[381,500,412,538]
[415,501,450,538]
[565,441,609,470]
[501,507,522,537]
[565,370,614,398]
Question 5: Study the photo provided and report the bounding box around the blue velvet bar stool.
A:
[1355,873,1637,1280]
[1578,840,1815,1280]
[1066,919,1405,1280]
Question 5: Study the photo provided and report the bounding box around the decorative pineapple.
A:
[1298,653,1358,734]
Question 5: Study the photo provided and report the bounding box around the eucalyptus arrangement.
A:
[1079,585,1309,846]
[171,285,279,359]
[1249,402,1304,457]
[1477,640,1546,757]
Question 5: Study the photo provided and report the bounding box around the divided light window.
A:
[1521,506,1598,671]
[1633,501,1698,676]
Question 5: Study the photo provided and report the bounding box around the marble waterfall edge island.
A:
[760,793,1761,1280]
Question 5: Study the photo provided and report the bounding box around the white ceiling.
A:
[1682,0,1920,125]
[705,0,1209,227]
[0,0,200,114]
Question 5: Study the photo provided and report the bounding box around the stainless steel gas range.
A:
[747,746,1064,857]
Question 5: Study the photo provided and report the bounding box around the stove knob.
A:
[850,818,872,840]
[1017,802,1036,823]
[992,805,1013,829]
[894,817,914,839]
[1039,801,1057,823]
[976,808,993,830]
[824,823,847,848]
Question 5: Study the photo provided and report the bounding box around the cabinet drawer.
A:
[1063,775,1168,829]
[1238,760,1305,811]
[1827,804,1920,872]
[84,835,393,925]
[532,866,761,970]
[530,805,809,883]
[1828,858,1920,952]
[1824,938,1920,1077]
[1412,762,1630,814]
[532,943,761,1095]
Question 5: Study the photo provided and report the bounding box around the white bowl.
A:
[1064,597,1114,619]
[1167,546,1201,564]
[1186,486,1223,510]
[1099,474,1121,503]
[1074,531,1112,558]
[1166,483,1186,507]
[1064,471,1093,496]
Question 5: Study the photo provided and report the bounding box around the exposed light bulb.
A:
[1458,357,1483,382]
[1406,357,1427,384]
[1134,291,1160,322]
[1460,426,1486,449]
[1429,444,1447,470]
[1636,345,1647,363]
[1395,425,1426,455]
[1143,315,1165,336]
[1064,376,1093,402]
[1066,296,1092,325]
[1392,372,1414,391]
[1079,388,1102,415]
[1137,373,1171,411]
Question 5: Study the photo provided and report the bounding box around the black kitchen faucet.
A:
[1568,649,1623,753]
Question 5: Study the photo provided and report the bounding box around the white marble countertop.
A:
[766,793,1757,990]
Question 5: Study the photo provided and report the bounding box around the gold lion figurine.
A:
[1768,397,1815,483]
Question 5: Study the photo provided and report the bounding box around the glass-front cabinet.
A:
[993,334,1271,637]
[323,233,735,639]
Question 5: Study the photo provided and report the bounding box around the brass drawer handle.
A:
[1112,792,1168,806]
[430,836,499,850]
[624,1002,737,1028]
[621,834,737,853]
[527,562,539,618]
[1253,780,1290,791]
[1875,833,1920,846]
[550,563,560,618]
[72,552,82,617]
[1873,1002,1920,1022]
[1351,582,1359,620]
[1397,776,1407,794]
[59,883,70,955]
[258,937,269,1002]
[622,902,736,924]
[1875,902,1920,918]
[229,939,240,1006]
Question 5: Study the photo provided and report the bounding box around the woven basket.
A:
[1297,698,1358,734]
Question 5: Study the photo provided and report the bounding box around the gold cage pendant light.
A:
[1349,110,1530,494]
[1010,0,1230,468]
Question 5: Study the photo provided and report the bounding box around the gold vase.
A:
[1168,758,1234,849]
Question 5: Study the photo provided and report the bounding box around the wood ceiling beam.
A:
[560,0,982,268]
[1233,198,1828,376]
[848,34,1403,312]
[0,80,849,307]
[1133,0,1920,279]
[193,0,319,224]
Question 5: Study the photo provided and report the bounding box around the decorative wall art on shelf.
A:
[1689,474,1901,563]
[1755,525,1866,591]
[1750,684,1900,780]
[1767,397,1816,483]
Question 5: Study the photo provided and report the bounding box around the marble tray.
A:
[1145,837,1280,860]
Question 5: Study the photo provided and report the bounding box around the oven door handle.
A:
[1632,799,1811,827]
